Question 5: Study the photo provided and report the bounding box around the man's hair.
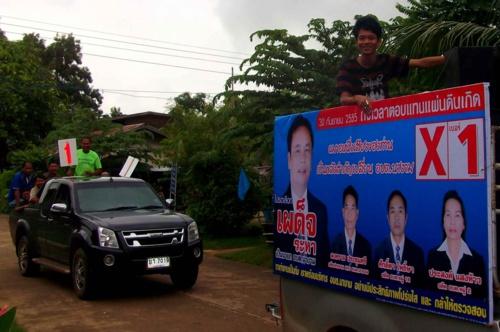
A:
[81,136,92,142]
[35,172,46,180]
[22,161,32,168]
[343,185,358,207]
[353,15,382,39]
[286,115,314,153]
[387,190,407,214]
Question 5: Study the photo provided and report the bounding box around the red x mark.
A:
[419,126,446,176]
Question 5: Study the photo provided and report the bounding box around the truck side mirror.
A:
[50,203,68,214]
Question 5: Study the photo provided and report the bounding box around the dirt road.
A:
[0,215,280,332]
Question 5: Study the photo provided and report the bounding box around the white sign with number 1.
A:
[58,138,78,167]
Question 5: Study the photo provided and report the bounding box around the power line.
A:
[0,22,246,61]
[0,76,222,97]
[103,91,172,100]
[83,53,232,74]
[102,89,219,94]
[85,42,242,66]
[0,14,250,56]
[104,91,217,100]
[1,29,236,74]
[4,30,242,66]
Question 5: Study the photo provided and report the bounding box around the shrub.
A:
[183,148,262,236]
[0,170,15,213]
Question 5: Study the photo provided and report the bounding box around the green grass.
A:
[203,235,266,250]
[215,244,273,268]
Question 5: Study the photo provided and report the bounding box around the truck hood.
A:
[79,209,192,231]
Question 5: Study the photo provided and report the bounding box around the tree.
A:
[381,0,500,95]
[0,31,106,170]
[225,19,355,110]
[110,106,123,118]
[3,104,157,198]
[0,32,60,170]
[385,0,500,57]
[160,93,263,235]
[46,106,151,161]
[6,105,152,176]
[219,19,357,168]
[43,34,103,115]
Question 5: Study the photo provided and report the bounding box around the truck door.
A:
[38,181,59,258]
[44,184,74,264]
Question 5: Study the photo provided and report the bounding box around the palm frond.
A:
[384,21,500,57]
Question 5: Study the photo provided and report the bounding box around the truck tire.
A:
[72,248,97,300]
[16,235,40,276]
[170,261,198,290]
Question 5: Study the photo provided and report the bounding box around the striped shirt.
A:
[336,54,410,100]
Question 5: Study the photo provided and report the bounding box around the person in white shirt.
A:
[427,190,486,298]
[29,173,46,204]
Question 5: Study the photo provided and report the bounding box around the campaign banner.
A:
[273,83,493,324]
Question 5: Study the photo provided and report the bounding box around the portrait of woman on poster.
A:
[427,190,487,298]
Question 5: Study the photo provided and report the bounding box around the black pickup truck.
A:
[8,177,203,299]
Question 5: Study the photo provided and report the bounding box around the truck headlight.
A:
[187,222,199,243]
[98,227,119,248]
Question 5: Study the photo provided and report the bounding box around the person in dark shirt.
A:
[35,161,61,201]
[8,161,34,208]
[336,15,446,111]
[45,161,60,179]
[330,185,371,276]
[274,115,329,268]
[373,190,425,288]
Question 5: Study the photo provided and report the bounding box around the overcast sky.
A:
[1,1,406,114]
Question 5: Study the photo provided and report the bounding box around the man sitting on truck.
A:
[373,190,425,288]
[7,161,35,209]
[336,15,446,112]
[274,115,330,268]
[330,185,372,276]
[45,161,60,179]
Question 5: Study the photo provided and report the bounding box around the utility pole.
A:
[231,67,234,91]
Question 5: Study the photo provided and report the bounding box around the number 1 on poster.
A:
[64,142,72,164]
[449,118,484,179]
[457,123,478,175]
[416,118,484,180]
[58,138,77,167]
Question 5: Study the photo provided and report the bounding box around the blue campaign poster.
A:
[273,83,493,324]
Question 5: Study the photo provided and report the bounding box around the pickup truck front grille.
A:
[122,228,184,247]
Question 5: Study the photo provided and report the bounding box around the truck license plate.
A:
[147,256,170,268]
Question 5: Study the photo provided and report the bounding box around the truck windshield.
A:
[75,182,164,213]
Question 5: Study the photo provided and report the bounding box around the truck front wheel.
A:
[170,261,198,290]
[72,248,97,299]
